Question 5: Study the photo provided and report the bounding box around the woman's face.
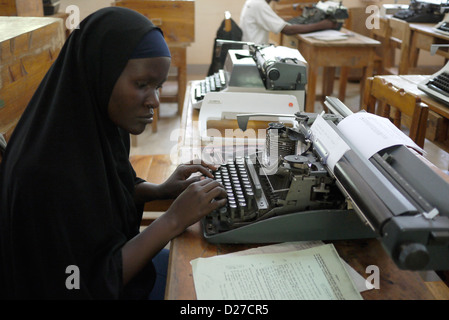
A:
[108,56,171,135]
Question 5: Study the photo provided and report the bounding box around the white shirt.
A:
[240,0,288,45]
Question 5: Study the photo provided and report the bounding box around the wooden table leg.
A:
[306,64,318,113]
[177,48,187,115]
[166,46,187,115]
[361,64,374,107]
[339,67,350,102]
[409,33,420,71]
[322,67,336,112]
[322,67,336,97]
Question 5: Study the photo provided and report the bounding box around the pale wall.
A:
[58,0,246,68]
[188,0,246,65]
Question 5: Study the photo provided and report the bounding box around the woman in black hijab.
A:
[0,7,226,299]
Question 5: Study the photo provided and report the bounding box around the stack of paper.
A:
[191,241,366,300]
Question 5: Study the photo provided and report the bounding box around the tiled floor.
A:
[130,71,449,174]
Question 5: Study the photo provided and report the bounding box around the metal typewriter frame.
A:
[201,97,449,271]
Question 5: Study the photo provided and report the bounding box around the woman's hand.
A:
[158,160,219,199]
[123,176,227,284]
[164,177,227,235]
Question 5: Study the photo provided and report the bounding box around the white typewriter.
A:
[198,91,300,146]
[191,43,307,110]
[418,44,449,106]
[433,19,449,36]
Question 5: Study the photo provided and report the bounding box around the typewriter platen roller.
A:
[202,97,449,271]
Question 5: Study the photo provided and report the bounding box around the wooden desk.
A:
[165,83,449,300]
[166,222,441,300]
[376,17,447,75]
[0,16,65,143]
[282,29,380,113]
[0,0,43,16]
[372,75,449,152]
[409,23,449,70]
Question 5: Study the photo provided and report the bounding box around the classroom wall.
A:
[58,0,246,70]
[188,0,246,65]
[57,0,441,72]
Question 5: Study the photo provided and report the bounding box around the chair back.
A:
[387,18,411,75]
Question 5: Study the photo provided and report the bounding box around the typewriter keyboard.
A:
[204,156,271,235]
[214,157,257,220]
[437,22,449,33]
[426,72,449,97]
[193,69,226,102]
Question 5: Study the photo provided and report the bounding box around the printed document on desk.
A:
[203,241,369,293]
[191,243,362,300]
[301,30,350,41]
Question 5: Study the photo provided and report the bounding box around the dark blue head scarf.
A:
[130,28,171,59]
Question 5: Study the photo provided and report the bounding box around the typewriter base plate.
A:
[202,209,377,244]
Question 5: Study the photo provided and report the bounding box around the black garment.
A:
[0,7,158,299]
[207,18,243,76]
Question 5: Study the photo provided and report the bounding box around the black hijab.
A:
[0,7,161,299]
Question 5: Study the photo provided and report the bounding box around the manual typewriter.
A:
[393,0,447,23]
[418,61,449,106]
[191,43,307,109]
[201,97,449,271]
[288,0,348,27]
[434,19,449,36]
[192,69,227,104]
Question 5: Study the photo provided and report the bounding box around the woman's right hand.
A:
[164,178,227,235]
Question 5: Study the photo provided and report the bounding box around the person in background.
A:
[240,0,337,44]
[0,7,226,299]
